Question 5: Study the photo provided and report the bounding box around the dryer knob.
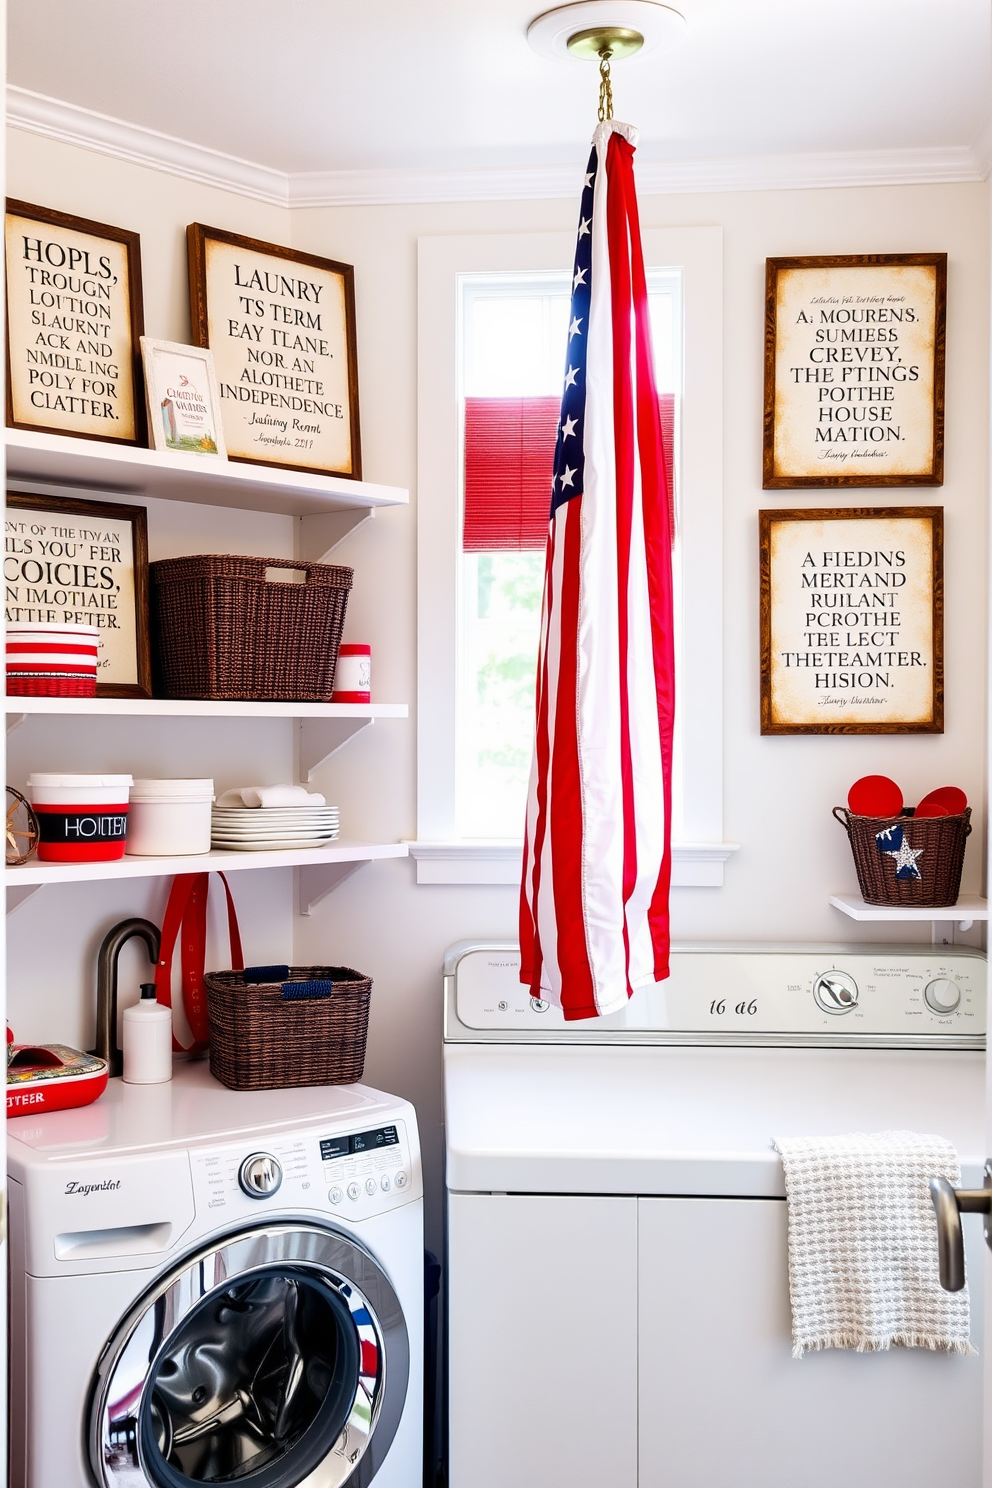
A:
[812,971,859,1015]
[925,978,961,1014]
[239,1152,283,1199]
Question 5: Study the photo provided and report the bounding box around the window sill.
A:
[408,841,740,887]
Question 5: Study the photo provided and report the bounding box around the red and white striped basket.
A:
[6,623,100,697]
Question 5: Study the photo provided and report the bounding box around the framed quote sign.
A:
[5,491,151,697]
[5,200,145,445]
[187,223,361,479]
[763,253,946,488]
[759,507,943,735]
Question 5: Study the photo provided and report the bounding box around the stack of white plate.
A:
[211,805,340,851]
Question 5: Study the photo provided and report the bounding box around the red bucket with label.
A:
[28,773,132,861]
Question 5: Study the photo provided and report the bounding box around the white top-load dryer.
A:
[444,942,987,1488]
[8,1062,424,1488]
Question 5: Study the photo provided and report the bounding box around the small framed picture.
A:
[140,338,227,458]
[763,253,946,488]
[759,506,943,735]
[187,222,361,479]
[5,491,152,697]
[5,199,145,446]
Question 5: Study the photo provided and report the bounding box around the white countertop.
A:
[444,1043,986,1197]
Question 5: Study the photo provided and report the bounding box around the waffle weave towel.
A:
[772,1130,973,1358]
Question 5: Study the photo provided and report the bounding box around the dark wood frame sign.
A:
[5,200,145,445]
[763,253,946,489]
[187,223,361,479]
[5,491,152,698]
[759,507,943,735]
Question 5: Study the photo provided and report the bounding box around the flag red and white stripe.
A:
[518,119,676,1021]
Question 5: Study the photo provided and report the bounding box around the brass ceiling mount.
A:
[566,25,645,61]
[527,2,686,63]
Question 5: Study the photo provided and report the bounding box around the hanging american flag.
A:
[519,119,676,1021]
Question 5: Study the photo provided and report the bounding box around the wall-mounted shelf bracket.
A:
[297,508,375,563]
[7,883,43,916]
[930,919,973,946]
[298,859,366,915]
[300,717,374,782]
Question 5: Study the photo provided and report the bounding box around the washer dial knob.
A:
[239,1152,283,1199]
[924,978,961,1014]
[813,971,860,1015]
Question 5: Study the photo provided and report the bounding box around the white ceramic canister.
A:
[28,773,132,862]
[127,779,215,857]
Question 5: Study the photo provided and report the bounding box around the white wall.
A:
[7,129,989,1250]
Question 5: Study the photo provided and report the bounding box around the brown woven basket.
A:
[833,806,971,908]
[204,964,371,1090]
[151,555,353,700]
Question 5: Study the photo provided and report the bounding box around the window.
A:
[457,270,682,839]
[416,228,733,885]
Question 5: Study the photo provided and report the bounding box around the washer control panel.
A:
[446,944,987,1047]
[321,1123,412,1210]
[190,1118,417,1219]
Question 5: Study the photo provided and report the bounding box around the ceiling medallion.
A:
[526,1,687,62]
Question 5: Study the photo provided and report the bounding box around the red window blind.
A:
[463,394,676,552]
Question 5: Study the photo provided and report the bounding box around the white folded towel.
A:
[216,786,327,809]
[772,1130,973,1357]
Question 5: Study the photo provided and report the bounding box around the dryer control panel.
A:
[190,1118,419,1222]
[444,943,987,1049]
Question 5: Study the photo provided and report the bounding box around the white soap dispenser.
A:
[123,983,173,1084]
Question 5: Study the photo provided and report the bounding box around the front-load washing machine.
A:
[8,1061,423,1488]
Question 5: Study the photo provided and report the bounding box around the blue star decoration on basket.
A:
[875,823,924,880]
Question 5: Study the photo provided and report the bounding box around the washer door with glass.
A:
[88,1223,409,1488]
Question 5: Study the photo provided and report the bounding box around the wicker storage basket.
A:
[833,806,972,908]
[204,964,371,1090]
[151,555,353,700]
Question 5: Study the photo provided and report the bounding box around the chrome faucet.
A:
[95,918,162,1077]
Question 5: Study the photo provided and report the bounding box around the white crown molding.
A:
[7,86,290,207]
[7,85,988,210]
[970,117,992,181]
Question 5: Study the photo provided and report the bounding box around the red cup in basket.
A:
[6,623,99,697]
[28,773,132,862]
[847,775,904,818]
[917,785,968,816]
[331,643,371,704]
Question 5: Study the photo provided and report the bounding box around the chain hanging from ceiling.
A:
[597,47,614,122]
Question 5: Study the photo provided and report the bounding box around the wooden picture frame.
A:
[187,223,361,480]
[140,337,227,459]
[763,253,946,489]
[759,507,943,735]
[5,491,152,698]
[5,199,145,446]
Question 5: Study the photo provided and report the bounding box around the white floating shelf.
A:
[6,840,407,886]
[6,841,408,917]
[830,892,989,923]
[5,428,408,519]
[830,892,988,943]
[5,697,408,721]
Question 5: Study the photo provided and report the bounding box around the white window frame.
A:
[414,227,737,886]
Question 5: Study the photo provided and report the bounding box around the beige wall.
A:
[8,129,990,1248]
